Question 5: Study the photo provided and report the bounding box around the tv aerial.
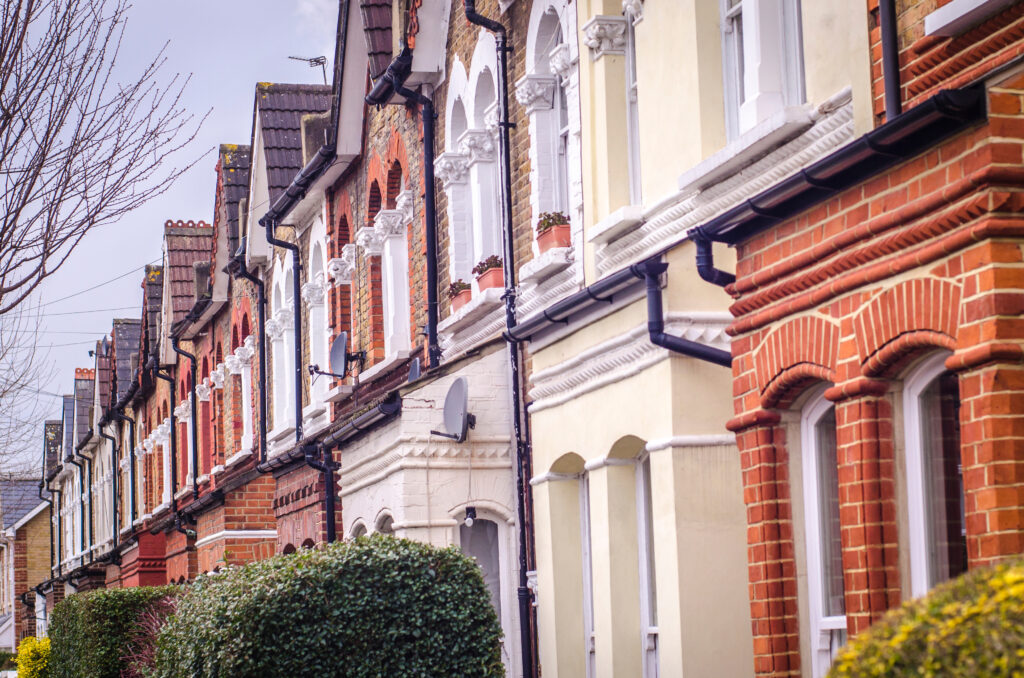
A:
[289,55,328,85]
[430,377,475,443]
[308,331,365,381]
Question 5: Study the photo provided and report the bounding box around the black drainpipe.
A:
[303,443,338,543]
[260,217,304,444]
[230,245,270,467]
[171,337,200,500]
[463,3,538,677]
[879,0,901,119]
[155,364,194,537]
[98,424,119,549]
[113,412,137,525]
[691,232,735,288]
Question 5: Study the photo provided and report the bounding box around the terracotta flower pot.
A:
[537,223,571,253]
[476,267,503,291]
[451,288,472,312]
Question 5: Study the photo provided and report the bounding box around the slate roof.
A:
[220,145,251,257]
[73,368,95,450]
[255,83,332,204]
[111,319,142,403]
[164,220,213,327]
[0,479,41,530]
[360,0,393,79]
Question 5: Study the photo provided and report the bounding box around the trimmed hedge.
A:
[828,560,1024,677]
[15,636,48,678]
[153,535,504,677]
[49,585,179,678]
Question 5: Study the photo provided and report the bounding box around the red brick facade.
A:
[729,10,1024,670]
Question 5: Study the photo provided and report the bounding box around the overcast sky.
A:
[12,0,338,471]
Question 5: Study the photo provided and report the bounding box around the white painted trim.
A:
[925,0,1016,36]
[9,500,48,532]
[583,457,635,472]
[194,529,277,550]
[903,351,954,598]
[801,387,846,678]
[529,471,579,486]
[580,474,596,678]
[636,452,659,677]
[645,434,736,451]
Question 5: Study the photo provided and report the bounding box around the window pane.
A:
[919,372,966,587]
[461,518,501,618]
[641,456,657,625]
[815,407,844,617]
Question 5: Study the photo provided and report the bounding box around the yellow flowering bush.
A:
[15,636,49,678]
[829,560,1024,677]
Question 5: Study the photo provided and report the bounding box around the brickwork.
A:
[728,73,1024,674]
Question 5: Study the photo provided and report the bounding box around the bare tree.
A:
[0,301,55,474]
[0,0,203,314]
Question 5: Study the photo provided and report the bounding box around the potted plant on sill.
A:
[472,255,503,292]
[536,211,571,253]
[449,279,471,312]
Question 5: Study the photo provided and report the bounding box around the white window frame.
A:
[721,0,805,140]
[624,7,642,206]
[903,350,957,598]
[801,388,846,678]
[636,452,659,678]
[580,473,596,678]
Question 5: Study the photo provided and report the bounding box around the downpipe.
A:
[464,2,539,677]
[879,0,901,119]
[303,443,339,543]
[691,230,735,288]
[171,338,200,499]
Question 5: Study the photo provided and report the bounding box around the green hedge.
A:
[829,560,1024,677]
[153,535,504,677]
[49,585,179,678]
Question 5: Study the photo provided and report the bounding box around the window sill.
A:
[925,0,1016,36]
[677,106,814,195]
[324,384,353,403]
[268,425,296,447]
[520,247,574,286]
[358,350,412,383]
[439,287,504,335]
[226,449,251,467]
[587,205,644,245]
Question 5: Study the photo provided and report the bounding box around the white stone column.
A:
[157,419,171,505]
[458,128,500,269]
[435,152,473,281]
[374,208,412,357]
[174,399,193,490]
[302,278,329,402]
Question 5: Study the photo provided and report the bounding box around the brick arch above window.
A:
[384,129,409,183]
[854,278,961,377]
[754,315,840,409]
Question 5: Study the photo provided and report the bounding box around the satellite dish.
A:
[329,332,350,376]
[430,377,475,442]
[407,357,421,383]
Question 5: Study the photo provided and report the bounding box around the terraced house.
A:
[23,1,1024,677]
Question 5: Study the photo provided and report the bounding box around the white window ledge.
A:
[677,106,814,195]
[587,205,644,245]
[226,450,251,467]
[197,474,209,485]
[925,0,1016,36]
[268,425,297,448]
[438,286,504,335]
[324,384,353,403]
[211,464,226,476]
[302,401,327,421]
[520,247,574,286]
[358,350,413,383]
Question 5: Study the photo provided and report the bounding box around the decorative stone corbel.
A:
[374,209,407,239]
[484,103,501,140]
[173,400,191,422]
[434,152,470,188]
[582,15,627,59]
[224,354,244,375]
[356,226,384,256]
[301,279,326,307]
[196,379,211,402]
[549,42,576,84]
[396,190,414,225]
[622,0,643,24]
[242,335,256,358]
[210,365,226,390]
[457,129,496,165]
[515,74,557,115]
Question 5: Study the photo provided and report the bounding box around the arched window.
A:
[376,514,394,535]
[460,516,501,618]
[801,388,846,677]
[305,240,329,406]
[349,522,367,539]
[200,357,212,475]
[904,352,965,597]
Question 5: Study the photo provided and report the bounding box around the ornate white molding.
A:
[173,400,191,422]
[301,279,326,307]
[434,151,470,187]
[196,380,211,402]
[374,209,407,239]
[622,0,643,24]
[268,306,294,338]
[527,313,732,413]
[210,364,226,390]
[142,439,153,456]
[356,226,384,256]
[264,317,284,340]
[582,15,627,59]
[549,43,576,84]
[484,102,501,140]
[156,419,170,442]
[327,244,358,286]
[236,337,255,363]
[596,100,856,275]
[224,354,244,375]
[457,129,496,165]
[515,74,557,114]
[396,190,414,225]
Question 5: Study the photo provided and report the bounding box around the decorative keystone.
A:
[515,74,557,114]
[582,15,627,59]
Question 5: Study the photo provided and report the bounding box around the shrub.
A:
[0,649,16,670]
[49,585,179,678]
[15,636,49,678]
[152,535,504,677]
[828,560,1024,677]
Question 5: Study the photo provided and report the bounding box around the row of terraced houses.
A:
[6,0,1024,675]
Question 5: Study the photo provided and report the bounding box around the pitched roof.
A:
[220,145,251,257]
[112,319,142,403]
[164,220,213,327]
[0,479,41,530]
[360,0,393,79]
[255,83,332,204]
